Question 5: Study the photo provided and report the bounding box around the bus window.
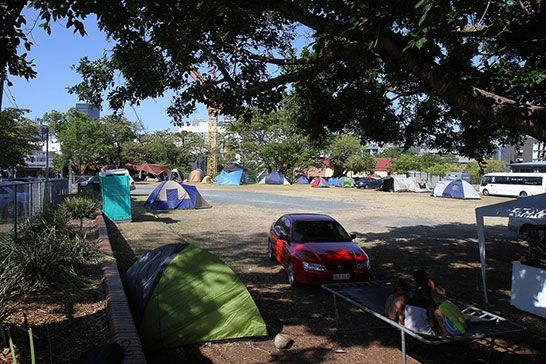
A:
[481,176,491,186]
[525,177,542,185]
[509,176,542,185]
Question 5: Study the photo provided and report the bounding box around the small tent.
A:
[475,193,546,302]
[188,168,205,182]
[168,169,184,182]
[258,172,291,185]
[145,181,211,210]
[124,243,269,352]
[335,176,355,188]
[328,177,339,186]
[216,169,243,185]
[296,176,310,184]
[201,175,212,184]
[433,179,480,199]
[242,175,257,184]
[311,177,329,188]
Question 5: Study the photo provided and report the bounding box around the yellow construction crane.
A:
[188,67,219,177]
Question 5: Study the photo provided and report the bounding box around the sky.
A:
[4,8,207,132]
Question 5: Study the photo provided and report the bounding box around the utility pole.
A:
[45,126,49,182]
[0,72,5,111]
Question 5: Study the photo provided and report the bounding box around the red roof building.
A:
[372,158,393,176]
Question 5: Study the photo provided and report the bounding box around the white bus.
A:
[480,173,546,197]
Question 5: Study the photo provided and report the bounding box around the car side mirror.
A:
[278,234,288,241]
[350,233,357,239]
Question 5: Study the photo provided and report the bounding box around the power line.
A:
[5,84,19,109]
[3,88,17,108]
[131,104,142,123]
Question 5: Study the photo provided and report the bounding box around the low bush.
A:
[60,193,101,235]
[0,210,104,293]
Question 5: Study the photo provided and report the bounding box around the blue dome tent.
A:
[258,172,291,185]
[145,181,212,210]
[434,179,481,199]
[296,176,310,184]
[328,177,339,185]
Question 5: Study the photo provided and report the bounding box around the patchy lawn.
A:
[109,182,546,364]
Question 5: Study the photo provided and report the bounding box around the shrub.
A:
[0,214,104,293]
[60,193,101,235]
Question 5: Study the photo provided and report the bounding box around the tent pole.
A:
[476,213,489,303]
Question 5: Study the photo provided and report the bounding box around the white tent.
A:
[475,193,546,302]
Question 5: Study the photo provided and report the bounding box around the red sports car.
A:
[267,214,371,286]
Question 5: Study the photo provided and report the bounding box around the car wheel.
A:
[521,225,540,240]
[364,185,369,189]
[267,240,276,261]
[287,260,299,287]
[519,191,528,197]
[482,189,489,196]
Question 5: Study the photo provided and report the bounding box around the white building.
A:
[18,136,61,178]
[178,117,233,171]
[177,117,231,140]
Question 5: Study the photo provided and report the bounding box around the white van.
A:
[480,173,546,197]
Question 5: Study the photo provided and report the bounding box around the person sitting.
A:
[431,287,466,336]
[403,304,435,335]
[410,269,436,307]
[383,280,411,324]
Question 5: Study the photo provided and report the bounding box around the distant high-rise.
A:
[76,103,100,120]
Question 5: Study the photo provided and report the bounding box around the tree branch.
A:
[243,43,361,98]
[375,28,546,141]
[194,42,241,92]
[232,44,316,66]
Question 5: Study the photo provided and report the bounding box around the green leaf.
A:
[415,0,428,9]
[418,12,427,26]
[416,37,427,49]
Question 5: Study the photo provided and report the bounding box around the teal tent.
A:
[124,243,268,352]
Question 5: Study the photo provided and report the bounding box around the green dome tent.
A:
[124,243,268,352]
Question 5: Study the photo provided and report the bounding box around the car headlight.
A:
[302,261,326,272]
[356,260,369,270]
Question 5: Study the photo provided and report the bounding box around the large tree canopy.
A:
[4,1,546,159]
[0,108,39,171]
[224,102,320,175]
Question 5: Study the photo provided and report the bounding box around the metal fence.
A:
[0,179,69,235]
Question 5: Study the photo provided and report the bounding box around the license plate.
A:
[333,273,350,280]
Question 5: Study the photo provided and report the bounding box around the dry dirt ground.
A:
[106,182,546,364]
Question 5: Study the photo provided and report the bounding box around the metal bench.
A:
[322,280,526,364]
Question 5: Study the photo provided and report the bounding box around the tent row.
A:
[171,167,480,200]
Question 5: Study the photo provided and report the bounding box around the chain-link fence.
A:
[0,179,69,235]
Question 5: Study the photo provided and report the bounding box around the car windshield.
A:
[292,221,351,242]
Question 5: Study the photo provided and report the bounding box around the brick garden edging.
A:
[96,214,147,364]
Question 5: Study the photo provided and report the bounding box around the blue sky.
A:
[5,9,207,132]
